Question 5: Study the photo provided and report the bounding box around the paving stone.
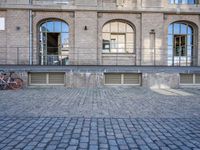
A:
[0,88,199,149]
[89,145,98,150]
[69,139,79,146]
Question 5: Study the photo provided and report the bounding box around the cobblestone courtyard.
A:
[0,87,200,118]
[0,87,200,149]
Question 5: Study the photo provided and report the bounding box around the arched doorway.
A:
[39,19,69,65]
[168,22,195,66]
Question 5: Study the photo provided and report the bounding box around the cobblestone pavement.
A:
[0,87,200,118]
[0,87,200,150]
[0,117,200,150]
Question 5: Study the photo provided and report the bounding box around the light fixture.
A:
[16,26,21,31]
[84,26,88,30]
[150,29,155,34]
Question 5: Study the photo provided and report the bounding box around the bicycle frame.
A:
[0,73,16,87]
[0,71,23,90]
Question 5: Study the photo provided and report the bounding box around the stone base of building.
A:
[1,66,200,89]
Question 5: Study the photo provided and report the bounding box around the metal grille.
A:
[105,74,121,84]
[49,73,65,84]
[29,72,65,85]
[195,74,200,84]
[180,74,193,84]
[124,73,140,85]
[29,73,47,84]
[105,73,141,85]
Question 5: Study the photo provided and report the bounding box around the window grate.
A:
[29,72,65,85]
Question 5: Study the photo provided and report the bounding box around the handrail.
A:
[0,46,198,66]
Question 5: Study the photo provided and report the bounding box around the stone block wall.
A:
[142,73,180,89]
[9,71,191,89]
[141,13,165,66]
[74,11,98,65]
[6,10,30,64]
[65,72,104,88]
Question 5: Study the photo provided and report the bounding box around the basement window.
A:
[29,72,65,85]
[180,74,200,85]
[104,73,141,85]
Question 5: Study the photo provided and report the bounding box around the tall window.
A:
[168,22,194,66]
[39,20,69,65]
[169,0,197,4]
[102,21,135,53]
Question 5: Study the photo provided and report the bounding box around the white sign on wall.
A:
[0,17,5,30]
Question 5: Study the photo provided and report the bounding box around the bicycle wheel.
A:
[0,80,7,90]
[9,78,23,90]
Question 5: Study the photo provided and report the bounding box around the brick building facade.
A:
[0,0,200,88]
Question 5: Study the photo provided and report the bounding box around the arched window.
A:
[39,20,69,65]
[102,21,135,53]
[168,22,194,66]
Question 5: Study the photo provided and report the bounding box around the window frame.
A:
[168,22,194,66]
[102,20,135,54]
[169,0,198,4]
[38,19,70,65]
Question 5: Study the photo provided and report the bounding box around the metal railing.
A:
[0,0,30,5]
[0,47,198,66]
[0,0,73,5]
[33,0,73,5]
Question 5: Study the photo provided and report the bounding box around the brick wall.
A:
[0,8,200,66]
[0,11,6,64]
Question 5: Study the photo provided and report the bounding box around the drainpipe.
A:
[29,0,33,65]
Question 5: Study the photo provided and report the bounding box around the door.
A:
[173,35,187,66]
[47,33,60,65]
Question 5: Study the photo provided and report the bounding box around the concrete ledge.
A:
[0,65,200,73]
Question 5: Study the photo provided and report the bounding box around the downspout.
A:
[29,0,33,65]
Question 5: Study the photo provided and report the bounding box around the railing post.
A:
[29,0,33,65]
[17,47,19,65]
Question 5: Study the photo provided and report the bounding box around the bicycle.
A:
[0,71,23,90]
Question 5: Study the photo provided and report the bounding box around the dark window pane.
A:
[188,0,195,4]
[181,46,186,56]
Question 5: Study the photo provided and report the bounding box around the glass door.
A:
[173,35,187,66]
